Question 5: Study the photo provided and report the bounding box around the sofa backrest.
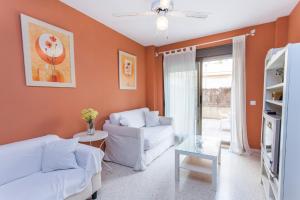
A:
[109,107,149,128]
[0,134,59,186]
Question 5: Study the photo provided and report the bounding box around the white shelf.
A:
[266,48,286,70]
[180,157,212,175]
[266,83,284,90]
[266,100,283,106]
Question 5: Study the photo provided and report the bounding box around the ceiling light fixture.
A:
[159,0,171,9]
[113,0,209,34]
[156,15,168,31]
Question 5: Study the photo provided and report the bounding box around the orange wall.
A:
[145,46,157,110]
[289,1,300,42]
[150,23,276,149]
[0,0,146,144]
[275,16,289,47]
[145,46,164,114]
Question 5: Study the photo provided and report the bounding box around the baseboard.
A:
[250,148,261,156]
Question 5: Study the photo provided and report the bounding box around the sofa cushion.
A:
[0,168,86,200]
[119,116,129,126]
[0,135,59,186]
[42,138,79,173]
[144,111,160,127]
[141,125,174,150]
[109,107,149,128]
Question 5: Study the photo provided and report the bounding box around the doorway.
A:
[196,45,233,144]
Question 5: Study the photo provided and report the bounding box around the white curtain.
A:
[164,47,197,140]
[230,35,250,154]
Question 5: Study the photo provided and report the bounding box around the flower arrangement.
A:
[81,108,99,135]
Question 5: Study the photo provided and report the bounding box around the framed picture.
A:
[20,14,76,87]
[118,50,137,90]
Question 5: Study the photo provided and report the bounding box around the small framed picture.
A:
[118,50,137,90]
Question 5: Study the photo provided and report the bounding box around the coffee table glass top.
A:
[175,135,221,157]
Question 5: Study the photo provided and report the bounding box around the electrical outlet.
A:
[250,100,256,106]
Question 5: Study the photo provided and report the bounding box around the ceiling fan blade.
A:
[113,11,154,17]
[185,11,209,19]
[169,11,209,19]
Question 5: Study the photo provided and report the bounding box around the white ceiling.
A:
[61,0,299,46]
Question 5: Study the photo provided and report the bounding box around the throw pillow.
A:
[42,138,79,173]
[145,111,160,127]
[120,116,129,126]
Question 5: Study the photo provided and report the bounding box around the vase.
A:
[87,121,96,135]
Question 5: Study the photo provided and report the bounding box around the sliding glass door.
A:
[198,55,233,143]
[163,45,232,143]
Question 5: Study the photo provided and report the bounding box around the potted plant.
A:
[81,108,99,135]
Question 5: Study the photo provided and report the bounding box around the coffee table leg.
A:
[212,159,217,190]
[218,146,221,165]
[175,151,179,182]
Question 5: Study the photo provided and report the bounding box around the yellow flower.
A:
[81,108,99,122]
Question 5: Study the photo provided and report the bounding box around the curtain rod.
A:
[155,29,256,56]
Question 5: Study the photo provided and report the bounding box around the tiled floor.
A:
[98,148,264,200]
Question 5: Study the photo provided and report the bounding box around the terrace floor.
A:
[202,118,231,143]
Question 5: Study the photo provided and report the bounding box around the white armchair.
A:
[103,108,174,171]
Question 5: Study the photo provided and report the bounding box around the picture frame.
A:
[20,14,76,87]
[118,50,137,90]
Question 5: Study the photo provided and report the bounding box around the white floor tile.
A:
[98,148,264,200]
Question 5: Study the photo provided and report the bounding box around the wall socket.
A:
[250,100,256,106]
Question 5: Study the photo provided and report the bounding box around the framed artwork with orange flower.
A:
[20,14,76,87]
[118,50,137,90]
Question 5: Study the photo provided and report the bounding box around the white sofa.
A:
[103,107,174,171]
[0,135,103,200]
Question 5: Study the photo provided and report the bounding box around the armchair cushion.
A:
[142,125,173,150]
[109,108,149,128]
[159,116,173,126]
[144,111,160,127]
[119,116,129,126]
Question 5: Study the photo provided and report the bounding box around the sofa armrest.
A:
[159,116,173,126]
[103,122,146,171]
[103,123,141,138]
[75,144,104,175]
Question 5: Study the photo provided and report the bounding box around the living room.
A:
[1,0,300,200]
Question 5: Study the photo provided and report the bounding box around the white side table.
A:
[73,130,108,147]
[73,130,111,170]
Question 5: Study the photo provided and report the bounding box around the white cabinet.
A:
[261,43,300,200]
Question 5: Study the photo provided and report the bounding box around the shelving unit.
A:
[261,43,300,200]
[266,83,284,90]
[266,48,286,70]
[265,100,283,107]
[261,45,286,200]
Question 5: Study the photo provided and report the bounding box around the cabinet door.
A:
[282,44,300,200]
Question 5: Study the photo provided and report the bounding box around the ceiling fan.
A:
[113,0,209,32]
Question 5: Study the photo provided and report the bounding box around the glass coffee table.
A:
[175,135,221,190]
